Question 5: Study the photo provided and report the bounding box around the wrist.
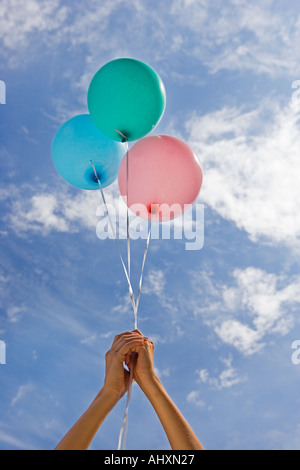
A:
[137,373,164,397]
[97,386,122,405]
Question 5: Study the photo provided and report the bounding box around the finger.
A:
[116,336,144,353]
[132,329,143,336]
[112,331,137,345]
[110,337,143,360]
[118,338,145,361]
[141,339,155,354]
[132,329,149,342]
[112,335,142,354]
[112,331,142,350]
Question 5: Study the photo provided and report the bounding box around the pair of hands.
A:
[56,328,204,450]
[103,329,156,400]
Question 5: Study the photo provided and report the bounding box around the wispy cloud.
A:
[186,390,206,408]
[2,0,300,80]
[143,269,166,298]
[170,0,300,76]
[143,268,180,318]
[5,184,99,235]
[7,306,25,323]
[0,427,37,450]
[213,267,300,355]
[187,97,300,249]
[0,0,68,65]
[4,181,147,239]
[196,356,247,390]
[187,267,300,356]
[2,0,300,452]
[11,383,36,407]
[215,320,264,356]
[187,356,246,409]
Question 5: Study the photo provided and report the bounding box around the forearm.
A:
[140,376,204,451]
[55,388,119,450]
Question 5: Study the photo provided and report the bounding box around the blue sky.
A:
[1,0,300,450]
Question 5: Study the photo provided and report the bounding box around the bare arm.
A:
[131,334,204,451]
[140,375,204,450]
[55,331,145,450]
[55,388,119,451]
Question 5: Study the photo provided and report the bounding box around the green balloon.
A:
[87,58,166,142]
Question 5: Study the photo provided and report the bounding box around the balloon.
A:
[52,114,126,190]
[87,58,166,142]
[118,135,203,222]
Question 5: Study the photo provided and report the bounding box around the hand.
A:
[103,331,145,400]
[125,330,157,389]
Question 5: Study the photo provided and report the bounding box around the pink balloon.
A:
[118,135,203,221]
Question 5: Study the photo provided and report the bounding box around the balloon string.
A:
[126,141,131,283]
[91,160,151,324]
[91,159,152,449]
[114,130,131,285]
[116,223,151,451]
[90,160,136,316]
[117,353,136,450]
[135,220,152,322]
[124,140,135,328]
[116,134,151,329]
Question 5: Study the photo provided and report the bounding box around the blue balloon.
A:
[52,114,126,190]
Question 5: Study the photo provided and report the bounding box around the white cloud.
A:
[111,268,178,330]
[72,0,300,79]
[5,181,150,239]
[11,194,69,234]
[0,428,36,450]
[8,178,297,359]
[218,357,247,388]
[196,356,247,390]
[11,383,36,407]
[216,267,300,355]
[111,293,133,317]
[2,0,299,80]
[7,306,24,323]
[170,0,300,76]
[7,186,100,235]
[62,191,101,231]
[0,0,68,61]
[189,267,300,356]
[215,320,264,356]
[187,390,206,408]
[187,97,300,249]
[80,334,97,346]
[143,268,179,317]
[155,367,170,380]
[143,269,166,298]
